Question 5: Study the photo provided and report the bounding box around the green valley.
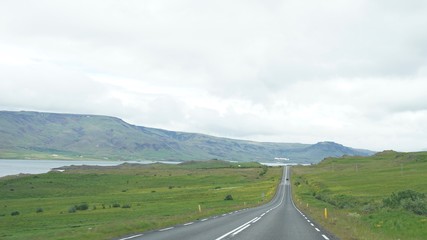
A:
[292,151,427,240]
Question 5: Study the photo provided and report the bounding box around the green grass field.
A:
[292,151,427,240]
[0,160,281,240]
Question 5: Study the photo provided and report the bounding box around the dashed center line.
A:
[215,167,290,240]
[215,221,252,240]
[212,167,333,240]
[118,167,334,240]
[214,212,268,240]
[232,224,251,236]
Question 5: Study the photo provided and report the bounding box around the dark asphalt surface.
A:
[116,166,336,240]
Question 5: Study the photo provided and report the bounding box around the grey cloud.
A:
[1,0,427,151]
[0,62,114,114]
[3,0,426,86]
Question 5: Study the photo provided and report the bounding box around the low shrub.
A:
[361,203,379,213]
[75,203,89,211]
[224,194,233,200]
[383,190,427,215]
[401,198,427,215]
[259,166,268,176]
[314,192,358,209]
[36,208,44,213]
[68,207,77,213]
[11,211,20,216]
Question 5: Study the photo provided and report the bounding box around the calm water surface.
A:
[0,159,179,177]
[0,159,299,178]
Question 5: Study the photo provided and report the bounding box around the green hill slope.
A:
[0,111,374,162]
[292,151,427,240]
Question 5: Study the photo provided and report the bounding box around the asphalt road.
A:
[116,166,336,240]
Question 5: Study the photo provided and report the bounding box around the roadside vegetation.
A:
[292,151,427,240]
[0,160,281,240]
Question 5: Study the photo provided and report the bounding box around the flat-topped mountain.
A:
[0,111,374,163]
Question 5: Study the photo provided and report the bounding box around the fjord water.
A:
[0,159,294,178]
[0,159,178,177]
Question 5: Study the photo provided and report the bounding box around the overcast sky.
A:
[1,0,427,152]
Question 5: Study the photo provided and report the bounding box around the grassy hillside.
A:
[0,111,374,163]
[0,161,282,240]
[292,151,427,240]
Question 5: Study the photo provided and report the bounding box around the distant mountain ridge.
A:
[0,111,375,163]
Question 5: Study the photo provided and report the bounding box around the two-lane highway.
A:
[117,167,335,240]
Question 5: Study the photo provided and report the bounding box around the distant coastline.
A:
[0,159,179,178]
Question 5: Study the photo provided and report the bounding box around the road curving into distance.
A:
[116,166,337,240]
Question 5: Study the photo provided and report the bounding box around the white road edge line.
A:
[119,234,143,240]
[159,227,174,232]
[201,218,208,222]
[284,166,334,240]
[184,222,194,226]
[322,234,330,240]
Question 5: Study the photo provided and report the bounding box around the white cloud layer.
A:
[1,0,427,151]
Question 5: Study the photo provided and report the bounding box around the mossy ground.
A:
[0,161,282,240]
[292,151,427,240]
